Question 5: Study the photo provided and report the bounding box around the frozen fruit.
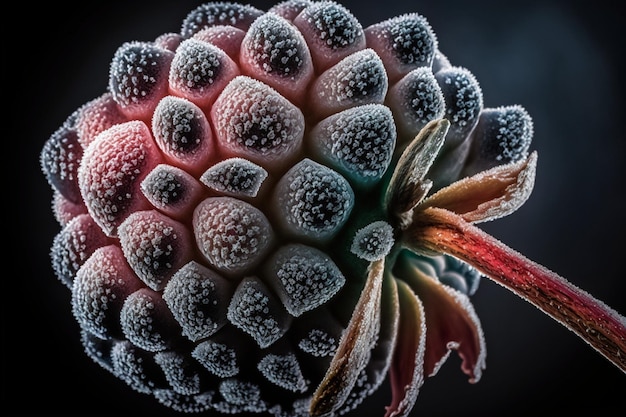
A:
[40,1,625,416]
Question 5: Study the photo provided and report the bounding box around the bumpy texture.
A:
[40,1,536,416]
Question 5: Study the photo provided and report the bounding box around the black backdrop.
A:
[10,0,625,415]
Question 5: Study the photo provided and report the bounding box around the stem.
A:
[407,207,626,373]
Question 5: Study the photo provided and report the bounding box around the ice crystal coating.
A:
[169,38,240,108]
[120,288,178,352]
[163,261,233,342]
[200,157,268,198]
[78,120,162,237]
[74,93,127,148]
[40,119,83,203]
[240,13,314,103]
[152,95,215,175]
[193,197,274,275]
[181,2,263,36]
[257,353,308,393]
[211,76,305,170]
[388,67,446,142]
[309,104,396,186]
[219,378,266,413]
[140,164,204,220]
[365,13,438,83]
[108,41,174,120]
[118,210,193,291]
[192,340,239,377]
[350,221,395,262]
[72,245,144,339]
[155,351,203,395]
[264,243,346,316]
[463,105,534,176]
[298,329,338,357]
[272,158,354,242]
[310,48,388,118]
[293,1,365,70]
[435,66,483,147]
[227,277,291,348]
[81,328,115,372]
[51,214,112,288]
[41,2,546,415]
[112,340,166,394]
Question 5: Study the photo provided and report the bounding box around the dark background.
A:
[8,0,625,415]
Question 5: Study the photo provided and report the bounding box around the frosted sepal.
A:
[350,221,395,262]
[387,67,445,144]
[293,1,366,71]
[240,13,314,105]
[71,245,144,339]
[152,95,215,176]
[364,13,438,83]
[462,105,534,177]
[163,261,234,342]
[118,210,193,291]
[309,104,396,187]
[154,351,202,395]
[310,49,388,119]
[227,276,292,348]
[258,352,308,393]
[78,120,162,237]
[108,41,173,121]
[211,76,305,172]
[193,197,275,276]
[141,164,204,220]
[51,214,113,289]
[121,288,180,352]
[181,2,263,37]
[168,38,240,109]
[200,157,268,198]
[264,243,346,317]
[272,158,354,243]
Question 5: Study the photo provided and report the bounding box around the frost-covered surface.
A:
[40,1,539,415]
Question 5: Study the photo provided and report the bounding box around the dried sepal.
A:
[407,206,626,373]
[310,259,385,416]
[384,118,449,223]
[394,251,486,381]
[420,151,537,223]
[384,278,426,417]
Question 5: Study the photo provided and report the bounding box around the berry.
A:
[40,1,626,416]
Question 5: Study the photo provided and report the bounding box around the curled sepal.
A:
[420,151,537,224]
[395,250,486,382]
[310,259,385,416]
[384,119,449,224]
[408,207,626,373]
[385,279,426,417]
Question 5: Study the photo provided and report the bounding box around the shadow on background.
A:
[10,0,625,415]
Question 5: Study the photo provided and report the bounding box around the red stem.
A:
[408,207,626,373]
